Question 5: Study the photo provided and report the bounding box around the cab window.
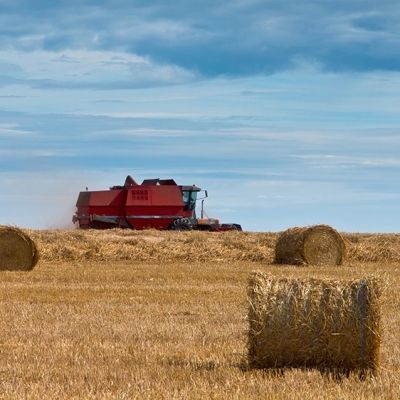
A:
[182,190,197,211]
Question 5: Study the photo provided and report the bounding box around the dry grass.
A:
[0,229,399,399]
[27,229,275,263]
[25,228,400,264]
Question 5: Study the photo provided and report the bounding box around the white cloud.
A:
[90,128,194,137]
[294,155,400,167]
[0,124,33,136]
[0,49,195,87]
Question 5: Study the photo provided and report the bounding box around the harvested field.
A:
[27,229,276,263]
[25,228,400,264]
[0,228,399,399]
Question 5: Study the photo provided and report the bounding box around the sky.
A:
[1,0,400,232]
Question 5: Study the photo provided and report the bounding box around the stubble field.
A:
[0,229,399,399]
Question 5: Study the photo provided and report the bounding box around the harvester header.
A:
[72,175,242,232]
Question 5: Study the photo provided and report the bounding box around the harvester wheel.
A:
[170,218,193,231]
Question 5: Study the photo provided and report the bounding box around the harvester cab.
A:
[72,175,242,231]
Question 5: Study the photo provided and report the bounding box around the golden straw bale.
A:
[0,226,39,271]
[247,272,382,375]
[274,224,346,266]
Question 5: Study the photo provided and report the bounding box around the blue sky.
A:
[1,1,400,232]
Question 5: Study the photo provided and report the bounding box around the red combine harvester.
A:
[72,175,242,231]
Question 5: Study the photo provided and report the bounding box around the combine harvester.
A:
[72,175,242,232]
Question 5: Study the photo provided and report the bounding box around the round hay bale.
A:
[0,226,39,271]
[247,272,382,374]
[274,224,346,266]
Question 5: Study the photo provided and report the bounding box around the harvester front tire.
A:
[170,218,193,231]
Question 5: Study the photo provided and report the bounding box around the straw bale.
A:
[0,226,39,271]
[274,224,346,266]
[247,272,382,374]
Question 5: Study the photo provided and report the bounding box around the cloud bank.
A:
[1,1,400,81]
[0,1,400,232]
